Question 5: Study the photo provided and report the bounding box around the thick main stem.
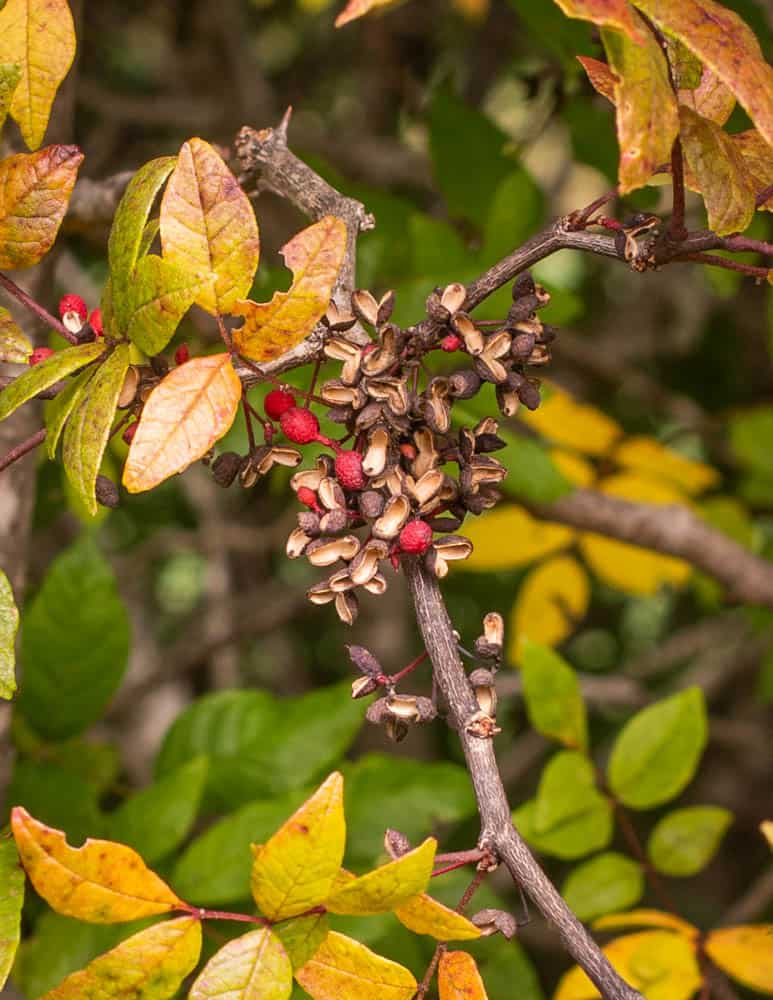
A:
[405,561,642,1000]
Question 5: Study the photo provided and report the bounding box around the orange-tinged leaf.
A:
[41,916,202,1000]
[633,0,773,150]
[0,0,75,150]
[326,837,436,915]
[551,0,645,43]
[461,505,574,572]
[0,145,83,269]
[601,15,680,193]
[678,66,735,126]
[439,950,489,1000]
[679,106,756,235]
[11,807,185,922]
[510,554,590,657]
[160,137,260,316]
[520,383,622,456]
[594,909,698,937]
[613,436,718,495]
[394,894,482,942]
[189,927,292,1000]
[577,56,617,103]
[251,772,345,922]
[295,931,417,1000]
[704,925,773,994]
[579,474,692,595]
[123,353,241,493]
[233,216,346,363]
[732,130,773,210]
[335,0,402,27]
[0,306,31,363]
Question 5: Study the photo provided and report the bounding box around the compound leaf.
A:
[0,341,103,422]
[325,838,436,916]
[295,931,417,1000]
[189,927,292,1000]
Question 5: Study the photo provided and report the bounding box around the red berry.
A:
[280,406,320,444]
[399,443,417,461]
[58,294,87,334]
[335,450,366,490]
[399,519,433,555]
[264,388,297,421]
[122,421,138,444]
[89,308,103,337]
[297,486,319,510]
[440,334,463,352]
[28,347,55,366]
[175,344,190,365]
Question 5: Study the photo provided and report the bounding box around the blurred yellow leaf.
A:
[335,0,401,27]
[510,554,590,658]
[451,0,489,20]
[520,383,622,457]
[0,306,30,363]
[704,925,773,994]
[160,137,260,316]
[123,353,242,493]
[761,821,773,850]
[11,807,184,922]
[439,950,489,1000]
[554,931,701,1000]
[326,838,436,915]
[0,0,75,150]
[579,474,691,595]
[613,437,718,495]
[233,216,346,362]
[551,449,595,488]
[251,773,345,922]
[462,505,574,571]
[42,916,202,1000]
[594,909,698,937]
[551,0,645,43]
[394,893,482,941]
[0,145,83,269]
[189,927,292,1000]
[295,931,416,1000]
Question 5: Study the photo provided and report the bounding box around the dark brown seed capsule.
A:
[95,475,119,508]
[212,451,242,487]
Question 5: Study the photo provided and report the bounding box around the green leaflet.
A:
[519,639,588,751]
[123,254,200,354]
[62,342,130,515]
[647,805,732,876]
[0,341,105,422]
[0,836,24,989]
[0,569,18,699]
[44,366,96,459]
[561,852,644,922]
[0,62,20,130]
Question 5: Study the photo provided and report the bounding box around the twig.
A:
[668,137,688,242]
[0,273,78,345]
[0,428,46,473]
[405,560,643,1000]
[674,252,771,280]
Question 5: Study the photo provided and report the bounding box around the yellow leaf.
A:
[439,950,489,1000]
[761,820,773,850]
[160,138,260,317]
[510,554,590,657]
[551,449,595,488]
[520,383,622,457]
[579,474,691,595]
[233,216,346,363]
[335,0,402,27]
[326,838,436,915]
[11,807,184,922]
[555,931,701,1000]
[394,893,481,942]
[0,0,75,150]
[189,927,292,1000]
[123,353,241,493]
[601,14,680,193]
[678,66,735,126]
[251,772,345,922]
[594,910,698,937]
[613,437,718,495]
[704,925,773,994]
[731,130,773,211]
[0,145,83,269]
[451,0,489,20]
[41,916,202,1000]
[551,0,645,44]
[295,931,416,1000]
[461,505,574,571]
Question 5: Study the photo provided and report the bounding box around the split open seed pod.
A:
[306,535,360,567]
[468,668,498,718]
[412,427,439,478]
[324,338,363,385]
[451,313,484,355]
[373,494,410,539]
[324,301,357,332]
[361,324,400,377]
[318,476,346,510]
[117,365,140,408]
[307,580,336,605]
[351,288,380,327]
[410,468,444,506]
[286,527,312,559]
[335,590,359,625]
[349,539,389,586]
[440,281,466,315]
[321,379,366,409]
[365,376,409,416]
[362,571,388,595]
[362,426,390,477]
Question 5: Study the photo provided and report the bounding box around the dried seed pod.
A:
[412,427,439,479]
[386,693,421,721]
[386,717,409,742]
[347,644,383,677]
[373,494,411,540]
[425,515,463,532]
[474,417,499,438]
[415,696,437,722]
[468,455,507,488]
[324,301,357,332]
[468,668,498,718]
[471,909,518,940]
[459,427,476,464]
[325,405,354,426]
[507,297,540,326]
[352,289,380,327]
[149,354,169,377]
[307,580,336,605]
[352,675,380,699]
[212,451,242,487]
[451,313,484,355]
[518,379,541,411]
[528,343,551,367]
[298,511,321,535]
[384,829,412,859]
[335,590,359,626]
[365,376,409,416]
[318,476,346,511]
[440,282,466,315]
[320,379,366,409]
[434,535,473,562]
[286,527,312,559]
[511,331,536,361]
[324,337,362,384]
[361,325,400,377]
[117,365,140,408]
[466,709,502,738]
[495,386,520,417]
[376,290,396,326]
[359,489,385,519]
[306,535,360,567]
[512,271,535,300]
[291,457,331,493]
[423,377,451,434]
[475,433,506,454]
[320,508,349,534]
[410,468,444,506]
[95,475,119,509]
[355,401,386,431]
[425,547,449,579]
[362,426,390,477]
[483,611,504,648]
[362,572,388,595]
[448,370,481,400]
[426,288,450,324]
[349,539,388,586]
[328,567,355,592]
[268,446,303,470]
[238,455,259,488]
[366,697,390,724]
[474,353,508,384]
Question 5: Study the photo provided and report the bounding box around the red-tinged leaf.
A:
[679,106,756,235]
[325,838,436,916]
[0,341,105,422]
[251,773,345,922]
[601,15,679,193]
[0,145,83,269]
[551,0,645,43]
[160,137,260,317]
[122,353,241,493]
[122,254,201,355]
[678,67,735,126]
[41,916,202,1000]
[0,62,21,132]
[62,343,131,516]
[0,0,75,150]
[295,931,417,1000]
[577,56,617,103]
[704,925,773,994]
[0,305,31,363]
[438,951,489,1000]
[189,927,292,1000]
[335,0,402,27]
[11,807,185,922]
[731,130,773,210]
[233,215,346,363]
[633,0,773,149]
[395,894,482,942]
